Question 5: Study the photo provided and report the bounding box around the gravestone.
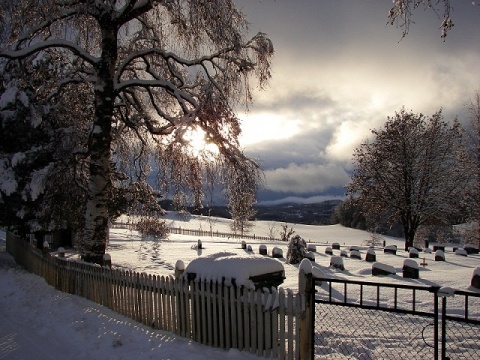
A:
[272,247,283,258]
[241,241,246,249]
[304,251,315,262]
[307,244,316,252]
[365,249,376,262]
[384,245,397,255]
[403,259,419,279]
[433,245,445,252]
[455,248,467,257]
[340,249,348,258]
[464,244,479,255]
[471,268,480,290]
[325,247,333,255]
[350,249,361,260]
[259,244,267,255]
[409,248,419,258]
[372,262,396,276]
[330,256,344,270]
[332,242,340,250]
[435,250,445,261]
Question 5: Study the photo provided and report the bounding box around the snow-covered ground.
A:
[1,213,479,359]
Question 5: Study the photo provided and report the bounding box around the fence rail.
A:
[6,232,300,359]
[111,221,279,242]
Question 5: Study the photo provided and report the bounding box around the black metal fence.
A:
[312,277,480,359]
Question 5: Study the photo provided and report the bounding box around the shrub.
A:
[286,235,306,264]
[136,217,169,239]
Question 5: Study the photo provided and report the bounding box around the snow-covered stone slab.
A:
[384,245,397,255]
[471,267,480,290]
[184,252,285,290]
[365,248,376,262]
[332,242,340,250]
[435,250,445,261]
[307,244,316,252]
[330,256,344,271]
[455,248,468,257]
[272,247,283,258]
[403,259,419,279]
[409,247,419,258]
[325,247,333,255]
[372,262,396,276]
[350,249,361,260]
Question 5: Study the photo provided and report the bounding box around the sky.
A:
[231,0,480,205]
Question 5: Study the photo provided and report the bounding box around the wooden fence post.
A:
[299,258,313,359]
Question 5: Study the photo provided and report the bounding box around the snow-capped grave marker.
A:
[340,249,348,258]
[402,259,419,279]
[332,242,340,250]
[464,244,479,254]
[330,256,344,270]
[304,251,315,262]
[325,247,333,255]
[350,249,361,260]
[455,248,468,257]
[272,247,283,258]
[365,248,376,262]
[259,244,267,255]
[307,244,316,252]
[384,245,397,255]
[372,262,396,276]
[435,250,445,261]
[471,267,480,290]
[409,247,419,258]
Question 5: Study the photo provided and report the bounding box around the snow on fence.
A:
[111,221,279,242]
[6,233,300,359]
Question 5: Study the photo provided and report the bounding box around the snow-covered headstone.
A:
[272,247,283,258]
[304,251,315,262]
[435,250,445,261]
[365,248,376,262]
[409,247,419,258]
[464,244,479,255]
[330,256,344,271]
[471,267,480,290]
[325,247,333,255]
[455,248,468,257]
[384,245,397,255]
[403,259,419,279]
[307,244,316,252]
[332,242,340,250]
[259,244,267,255]
[372,262,396,276]
[350,249,361,260]
[340,249,348,258]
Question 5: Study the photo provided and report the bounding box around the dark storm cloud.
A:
[234,0,480,203]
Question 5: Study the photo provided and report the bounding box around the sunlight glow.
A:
[183,127,219,158]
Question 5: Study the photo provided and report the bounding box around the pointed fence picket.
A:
[6,233,301,359]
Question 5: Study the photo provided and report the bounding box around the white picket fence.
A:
[6,233,302,359]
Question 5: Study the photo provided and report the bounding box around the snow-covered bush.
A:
[286,235,306,264]
[136,217,169,239]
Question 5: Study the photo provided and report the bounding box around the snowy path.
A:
[0,243,258,360]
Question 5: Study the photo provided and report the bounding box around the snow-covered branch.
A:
[0,39,98,65]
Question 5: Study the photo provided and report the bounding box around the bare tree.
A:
[347,108,469,251]
[0,1,273,264]
[462,92,480,248]
[388,1,479,39]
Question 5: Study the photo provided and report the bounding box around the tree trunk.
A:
[81,24,117,264]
